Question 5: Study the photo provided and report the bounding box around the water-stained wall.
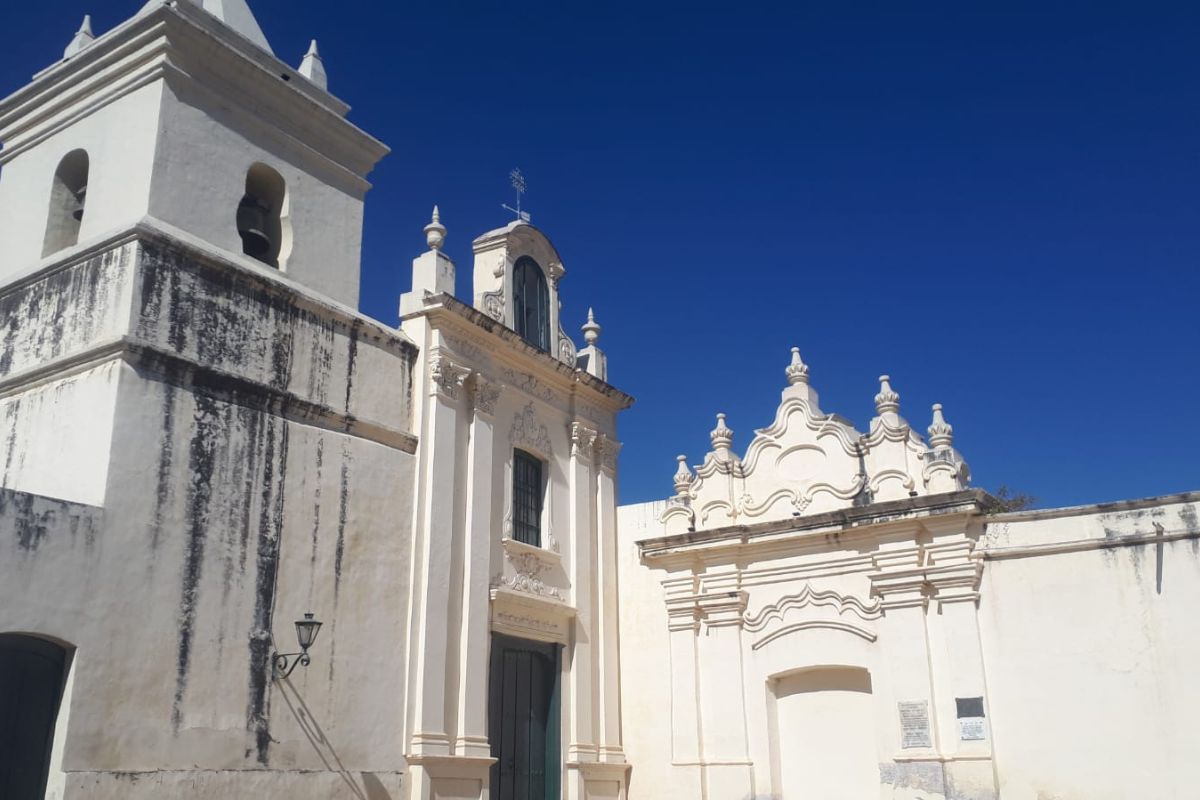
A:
[0,233,418,798]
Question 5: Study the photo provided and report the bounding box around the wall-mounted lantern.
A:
[272,612,323,680]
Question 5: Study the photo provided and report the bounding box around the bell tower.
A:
[0,0,388,306]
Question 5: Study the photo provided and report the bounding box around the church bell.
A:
[71,185,87,222]
[237,195,272,259]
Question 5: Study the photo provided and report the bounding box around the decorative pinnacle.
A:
[298,39,327,90]
[927,403,954,448]
[874,375,900,414]
[64,15,95,59]
[582,307,601,345]
[424,205,446,251]
[673,455,694,496]
[785,346,810,385]
[710,413,734,452]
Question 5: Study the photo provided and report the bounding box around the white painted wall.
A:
[0,82,162,275]
[978,498,1200,800]
[0,233,420,798]
[617,490,1200,800]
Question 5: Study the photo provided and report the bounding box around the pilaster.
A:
[455,374,502,760]
[695,588,755,799]
[595,435,625,764]
[565,421,599,778]
[408,350,469,758]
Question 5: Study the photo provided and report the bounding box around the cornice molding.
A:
[406,292,634,411]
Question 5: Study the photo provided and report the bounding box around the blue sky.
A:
[4,2,1198,508]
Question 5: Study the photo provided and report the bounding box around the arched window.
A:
[236,163,290,268]
[0,634,70,797]
[42,149,89,256]
[513,257,550,351]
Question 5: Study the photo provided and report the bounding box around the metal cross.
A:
[502,168,531,222]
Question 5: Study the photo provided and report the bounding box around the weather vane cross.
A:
[502,168,531,223]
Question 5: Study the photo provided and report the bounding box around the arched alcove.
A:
[41,149,89,257]
[768,666,880,799]
[237,163,290,268]
[0,633,72,797]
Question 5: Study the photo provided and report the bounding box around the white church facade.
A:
[0,2,1196,800]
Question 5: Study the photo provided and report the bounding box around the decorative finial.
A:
[874,375,900,414]
[424,205,446,251]
[582,307,601,345]
[673,455,694,497]
[298,39,328,90]
[785,346,810,385]
[927,403,953,448]
[710,413,734,452]
[64,15,95,59]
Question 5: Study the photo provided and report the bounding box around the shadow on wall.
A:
[274,676,396,800]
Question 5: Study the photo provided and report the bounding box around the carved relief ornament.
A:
[429,353,469,400]
[596,435,621,474]
[569,421,598,460]
[473,376,502,417]
[510,402,552,455]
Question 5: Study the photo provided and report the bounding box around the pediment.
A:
[661,350,970,533]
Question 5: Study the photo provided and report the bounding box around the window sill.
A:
[501,535,562,568]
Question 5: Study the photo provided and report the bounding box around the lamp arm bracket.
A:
[271,651,311,681]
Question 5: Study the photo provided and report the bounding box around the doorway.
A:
[488,634,561,800]
[0,634,70,798]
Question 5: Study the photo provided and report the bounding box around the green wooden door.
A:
[488,634,561,800]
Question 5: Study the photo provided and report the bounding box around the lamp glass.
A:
[295,613,322,651]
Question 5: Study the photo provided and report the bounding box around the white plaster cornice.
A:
[403,293,634,412]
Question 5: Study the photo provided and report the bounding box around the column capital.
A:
[471,374,502,418]
[428,351,469,400]
[569,420,599,461]
[595,434,622,475]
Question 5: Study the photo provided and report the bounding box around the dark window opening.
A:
[0,634,70,797]
[513,449,544,547]
[513,256,550,351]
[42,149,89,256]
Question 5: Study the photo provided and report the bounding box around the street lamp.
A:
[272,612,323,680]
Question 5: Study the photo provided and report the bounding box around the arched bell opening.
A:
[42,149,89,257]
[237,163,289,268]
[0,633,73,798]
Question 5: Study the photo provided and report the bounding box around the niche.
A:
[236,163,291,268]
[41,150,89,257]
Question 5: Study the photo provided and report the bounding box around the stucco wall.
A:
[617,493,1200,800]
[978,498,1200,800]
[0,82,162,277]
[0,234,420,798]
[148,81,368,307]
